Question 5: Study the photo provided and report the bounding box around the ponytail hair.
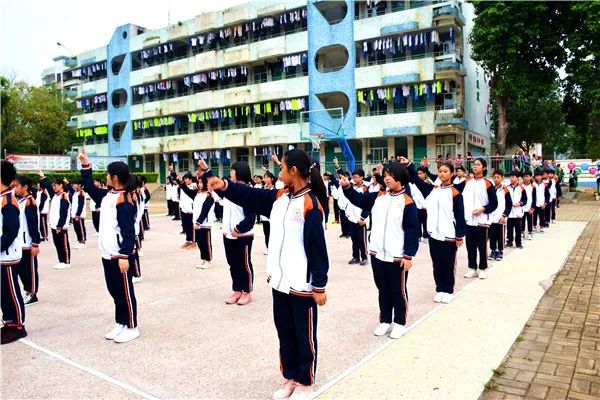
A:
[283,148,328,211]
[107,161,136,192]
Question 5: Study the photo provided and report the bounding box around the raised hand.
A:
[339,174,351,188]
[207,177,226,191]
[198,158,209,171]
[78,148,89,166]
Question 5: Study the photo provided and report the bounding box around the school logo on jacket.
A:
[290,208,303,223]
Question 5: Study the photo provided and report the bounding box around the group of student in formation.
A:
[1,155,152,346]
[1,148,562,400]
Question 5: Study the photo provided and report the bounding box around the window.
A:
[177,152,189,173]
[236,148,249,163]
[145,156,155,172]
[369,139,388,164]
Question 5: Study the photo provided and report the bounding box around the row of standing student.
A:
[1,156,152,345]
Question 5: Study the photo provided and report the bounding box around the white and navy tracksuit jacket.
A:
[507,184,528,219]
[462,178,498,227]
[408,163,466,294]
[81,165,138,328]
[342,185,419,263]
[1,189,25,328]
[17,194,41,294]
[215,179,328,385]
[342,183,419,326]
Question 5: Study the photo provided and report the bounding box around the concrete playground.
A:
[1,201,589,399]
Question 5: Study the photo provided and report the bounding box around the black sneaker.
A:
[359,259,368,266]
[1,326,27,345]
[488,250,497,260]
[348,258,360,265]
[24,294,38,306]
[505,242,513,248]
[517,245,524,249]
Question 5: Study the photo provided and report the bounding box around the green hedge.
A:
[18,172,158,184]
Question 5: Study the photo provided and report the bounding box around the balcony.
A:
[64,58,78,68]
[66,120,78,128]
[356,111,436,138]
[432,5,465,26]
[435,109,467,131]
[64,88,78,97]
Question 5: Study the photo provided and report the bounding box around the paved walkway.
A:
[316,200,596,400]
[480,198,600,400]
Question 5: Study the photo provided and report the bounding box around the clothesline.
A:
[187,8,307,50]
[361,28,455,58]
[358,80,456,106]
[76,94,107,111]
[69,61,107,78]
[75,125,107,137]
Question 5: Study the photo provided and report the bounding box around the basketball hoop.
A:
[309,133,324,151]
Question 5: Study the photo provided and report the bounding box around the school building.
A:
[42,0,491,182]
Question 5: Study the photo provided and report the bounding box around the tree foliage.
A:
[467,1,600,157]
[1,78,78,155]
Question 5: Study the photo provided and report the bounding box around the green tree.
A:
[469,1,569,155]
[506,89,574,156]
[563,1,600,159]
[0,78,78,155]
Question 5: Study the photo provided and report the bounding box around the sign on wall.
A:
[6,154,71,171]
[76,156,127,170]
[467,132,487,148]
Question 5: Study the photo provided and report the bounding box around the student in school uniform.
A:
[208,149,328,400]
[505,171,528,249]
[217,161,257,306]
[488,171,512,262]
[340,161,419,339]
[90,179,102,236]
[406,161,466,303]
[453,165,467,185]
[411,170,429,243]
[169,176,181,221]
[348,168,369,265]
[1,161,27,344]
[140,176,151,231]
[542,170,554,228]
[461,158,498,279]
[36,185,50,242]
[532,170,550,233]
[78,150,140,343]
[332,171,352,238]
[165,178,174,217]
[521,171,535,240]
[130,177,145,284]
[14,176,42,306]
[70,179,88,249]
[261,171,276,255]
[177,162,217,269]
[39,173,72,270]
[193,174,216,270]
[548,170,561,223]
[178,173,197,249]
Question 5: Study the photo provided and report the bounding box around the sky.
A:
[0,0,249,86]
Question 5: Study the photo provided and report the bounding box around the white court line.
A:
[19,338,161,400]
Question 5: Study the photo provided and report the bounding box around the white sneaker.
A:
[441,293,454,304]
[74,243,87,249]
[194,260,205,269]
[528,233,533,240]
[433,292,443,303]
[93,232,100,236]
[200,261,212,269]
[114,327,140,343]
[389,323,406,339]
[263,249,268,255]
[23,293,31,304]
[551,220,556,224]
[373,322,392,336]
[138,250,144,257]
[464,269,478,278]
[53,263,71,270]
[105,323,125,340]
[132,276,142,284]
[478,270,488,279]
